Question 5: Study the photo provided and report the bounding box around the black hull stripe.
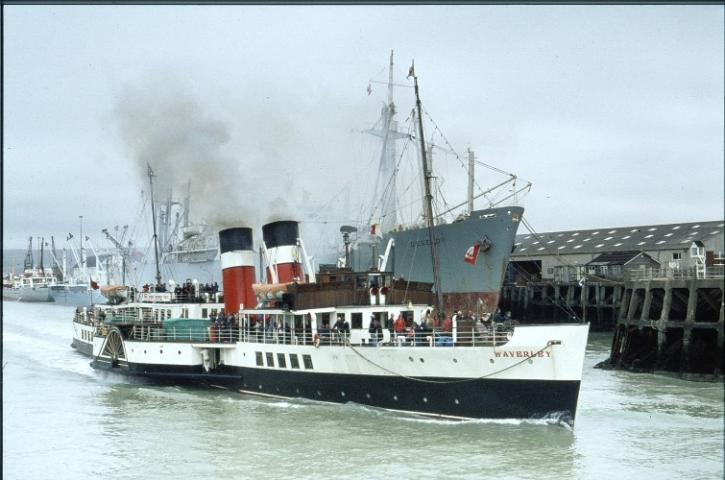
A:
[71,339,93,357]
[90,360,580,421]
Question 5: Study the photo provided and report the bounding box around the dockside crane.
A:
[102,225,131,285]
[23,237,34,271]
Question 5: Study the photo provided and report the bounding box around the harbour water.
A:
[2,300,723,480]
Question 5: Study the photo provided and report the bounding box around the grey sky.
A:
[3,5,723,251]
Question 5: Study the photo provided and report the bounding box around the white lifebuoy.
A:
[313,333,321,348]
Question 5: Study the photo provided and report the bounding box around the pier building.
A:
[499,220,723,330]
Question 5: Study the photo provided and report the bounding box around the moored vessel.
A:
[3,237,56,302]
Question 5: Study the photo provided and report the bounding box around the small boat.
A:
[3,237,57,302]
[2,270,56,302]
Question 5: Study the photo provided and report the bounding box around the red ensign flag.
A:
[464,244,481,265]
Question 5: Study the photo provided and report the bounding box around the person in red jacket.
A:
[442,315,452,334]
[394,313,406,334]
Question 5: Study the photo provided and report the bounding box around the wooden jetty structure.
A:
[597,267,724,380]
[499,280,624,331]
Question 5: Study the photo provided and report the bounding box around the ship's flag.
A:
[90,278,99,290]
[464,243,481,265]
[407,61,415,79]
[147,162,154,177]
[370,224,382,239]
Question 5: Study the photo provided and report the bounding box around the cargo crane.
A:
[102,225,131,285]
[23,237,34,271]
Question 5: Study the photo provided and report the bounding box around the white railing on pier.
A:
[625,266,725,281]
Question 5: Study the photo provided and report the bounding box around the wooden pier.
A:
[499,281,625,331]
[599,276,724,380]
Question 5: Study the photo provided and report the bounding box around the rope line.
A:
[348,341,553,384]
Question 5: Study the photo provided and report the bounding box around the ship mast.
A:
[79,215,86,278]
[39,236,45,275]
[467,148,475,215]
[366,50,410,234]
[147,163,162,287]
[411,62,444,316]
[24,237,34,271]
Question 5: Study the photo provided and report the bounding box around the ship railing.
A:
[379,328,513,348]
[240,328,317,346]
[128,326,239,343]
[118,325,513,347]
[237,327,513,348]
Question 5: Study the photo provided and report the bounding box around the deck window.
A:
[277,353,287,368]
[255,351,264,366]
[302,354,314,370]
[289,354,300,369]
[351,312,362,329]
[266,352,275,367]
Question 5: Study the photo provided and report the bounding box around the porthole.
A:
[419,358,425,363]
[423,397,428,403]
[258,385,263,390]
[489,359,494,364]
[144,350,147,354]
[365,393,371,399]
[160,350,163,355]
[317,390,322,396]
[295,388,300,394]
[393,395,398,401]
[454,399,460,405]
[341,392,346,397]
[178,350,181,355]
[452,358,458,363]
[409,356,414,362]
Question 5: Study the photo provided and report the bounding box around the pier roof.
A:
[586,251,658,266]
[512,220,723,257]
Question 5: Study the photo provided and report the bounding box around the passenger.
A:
[419,313,429,331]
[386,314,395,334]
[434,314,453,347]
[304,316,312,345]
[493,308,505,323]
[474,315,487,338]
[442,315,452,335]
[482,313,492,332]
[333,315,345,333]
[424,309,433,327]
[405,321,418,344]
[342,317,350,343]
[252,317,262,342]
[368,315,383,346]
[332,315,347,344]
[319,322,331,345]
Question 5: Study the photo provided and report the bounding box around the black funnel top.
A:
[219,227,253,253]
[262,221,299,248]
